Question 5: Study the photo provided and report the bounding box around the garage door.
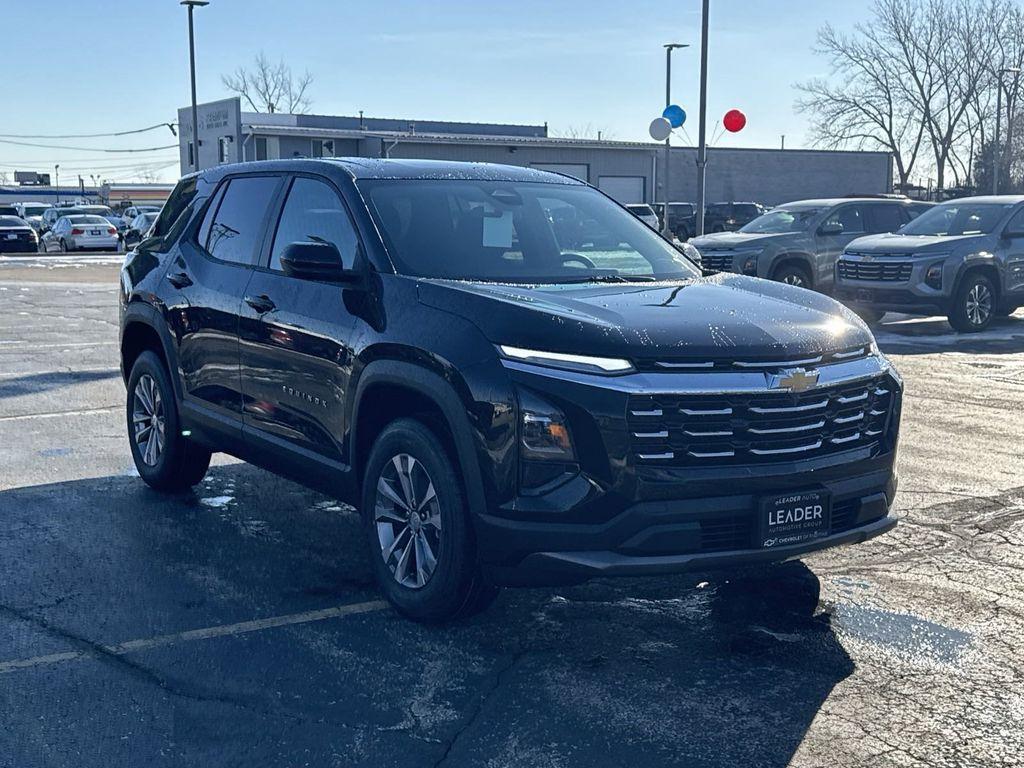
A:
[598,176,645,204]
[531,163,589,182]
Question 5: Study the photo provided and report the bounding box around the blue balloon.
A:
[663,104,686,128]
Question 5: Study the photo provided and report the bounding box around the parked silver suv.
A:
[835,196,1024,332]
[690,198,930,291]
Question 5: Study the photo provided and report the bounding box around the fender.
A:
[765,250,816,283]
[350,359,489,519]
[952,252,1004,294]
[120,300,184,403]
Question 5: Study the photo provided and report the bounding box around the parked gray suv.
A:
[835,196,1024,332]
[690,198,930,291]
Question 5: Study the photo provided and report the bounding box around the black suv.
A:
[120,159,903,622]
[703,202,765,233]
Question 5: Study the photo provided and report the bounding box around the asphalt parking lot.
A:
[1,256,1022,768]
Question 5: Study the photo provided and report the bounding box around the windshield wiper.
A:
[558,274,658,284]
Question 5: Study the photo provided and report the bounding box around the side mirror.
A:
[818,221,844,236]
[279,241,356,283]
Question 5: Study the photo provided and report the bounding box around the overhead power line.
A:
[0,123,177,140]
[0,139,178,152]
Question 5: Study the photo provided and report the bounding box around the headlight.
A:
[498,345,634,375]
[924,261,944,290]
[518,389,576,462]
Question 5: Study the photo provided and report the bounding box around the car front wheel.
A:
[948,273,995,333]
[773,263,813,290]
[127,350,211,490]
[362,418,497,622]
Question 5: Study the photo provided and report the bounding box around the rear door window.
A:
[201,176,280,265]
[824,205,867,235]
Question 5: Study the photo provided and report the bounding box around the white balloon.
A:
[649,117,672,141]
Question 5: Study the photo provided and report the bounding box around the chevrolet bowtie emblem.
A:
[771,367,820,392]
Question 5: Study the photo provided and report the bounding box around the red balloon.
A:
[723,109,747,133]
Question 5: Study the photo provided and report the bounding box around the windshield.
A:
[898,201,1012,236]
[0,216,29,227]
[21,204,48,215]
[739,207,823,234]
[67,215,110,225]
[359,179,700,283]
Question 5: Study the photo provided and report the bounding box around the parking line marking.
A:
[0,406,120,422]
[0,600,388,675]
[0,341,118,349]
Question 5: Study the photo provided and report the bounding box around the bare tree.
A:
[0,171,10,186]
[553,123,616,141]
[798,0,1017,194]
[796,22,926,187]
[222,52,314,114]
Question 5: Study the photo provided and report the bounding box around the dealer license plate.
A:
[758,490,831,549]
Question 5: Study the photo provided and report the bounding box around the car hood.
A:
[417,273,871,363]
[689,231,797,250]
[846,232,989,255]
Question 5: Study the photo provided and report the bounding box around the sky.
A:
[0,0,873,183]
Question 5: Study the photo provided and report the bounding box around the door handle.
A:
[244,294,276,314]
[166,271,192,289]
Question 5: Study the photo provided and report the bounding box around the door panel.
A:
[239,175,362,463]
[167,175,281,420]
[1001,209,1024,296]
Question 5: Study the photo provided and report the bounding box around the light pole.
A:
[662,43,689,236]
[994,66,1021,195]
[695,0,711,237]
[181,0,209,172]
[54,164,59,204]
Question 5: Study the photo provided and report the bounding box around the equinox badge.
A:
[770,367,820,393]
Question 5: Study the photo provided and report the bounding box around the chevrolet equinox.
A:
[119,159,903,622]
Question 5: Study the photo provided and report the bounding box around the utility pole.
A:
[781,135,786,150]
[181,1,208,172]
[54,165,60,204]
[695,0,710,237]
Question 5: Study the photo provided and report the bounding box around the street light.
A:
[994,66,1021,195]
[54,164,59,204]
[695,0,711,237]
[662,43,689,236]
[181,0,209,172]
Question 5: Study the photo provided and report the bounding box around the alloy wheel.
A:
[965,282,992,326]
[132,374,165,466]
[374,453,441,589]
[782,273,805,287]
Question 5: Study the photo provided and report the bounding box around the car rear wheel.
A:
[127,350,211,491]
[948,273,995,333]
[772,263,812,290]
[362,418,498,622]
[59,239,68,252]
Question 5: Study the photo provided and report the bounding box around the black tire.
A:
[59,239,68,253]
[772,263,813,290]
[853,307,885,326]
[361,418,498,623]
[948,272,996,333]
[126,350,211,491]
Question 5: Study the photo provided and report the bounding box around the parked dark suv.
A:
[119,159,903,622]
[703,201,765,233]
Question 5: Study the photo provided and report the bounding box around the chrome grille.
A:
[699,251,733,274]
[628,375,893,466]
[837,259,913,282]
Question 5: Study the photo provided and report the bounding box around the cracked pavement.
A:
[1,262,1022,767]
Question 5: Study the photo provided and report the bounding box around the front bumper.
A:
[480,463,897,585]
[834,253,952,314]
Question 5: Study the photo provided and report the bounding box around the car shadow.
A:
[0,464,851,768]
[872,311,1024,355]
[0,368,120,399]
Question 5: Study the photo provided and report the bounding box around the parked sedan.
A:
[14,202,49,232]
[624,203,659,230]
[39,215,119,252]
[123,212,159,246]
[121,205,160,229]
[0,215,39,253]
